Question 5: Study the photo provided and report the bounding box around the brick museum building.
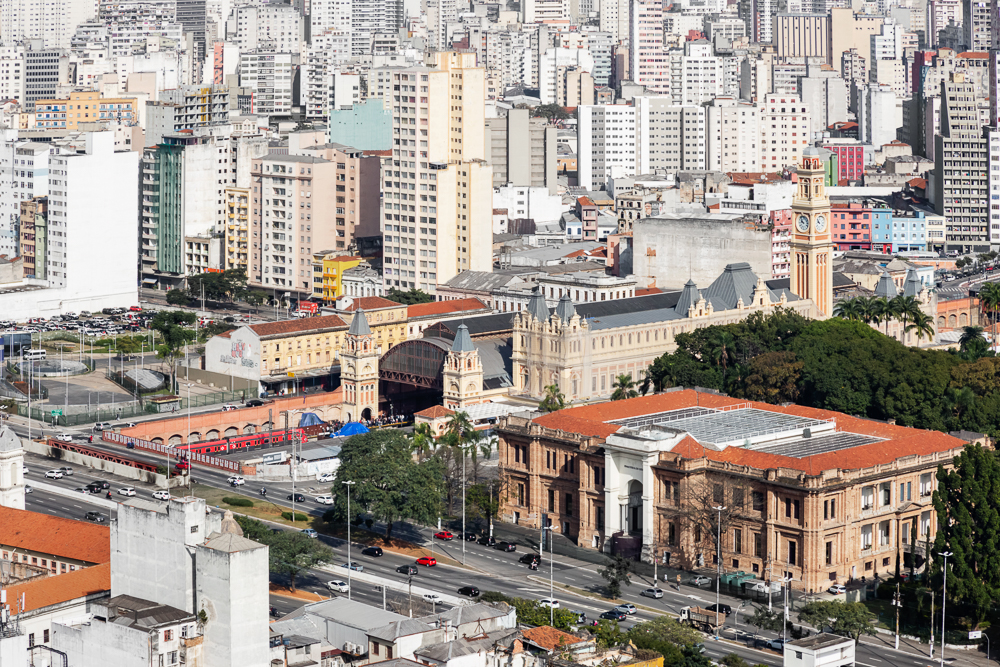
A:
[496,389,972,593]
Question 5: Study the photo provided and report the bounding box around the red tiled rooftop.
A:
[531,390,964,474]
[340,296,404,311]
[248,314,348,338]
[4,562,110,613]
[0,506,110,564]
[522,626,590,651]
[635,287,662,296]
[408,298,491,318]
[415,405,455,418]
[726,172,785,185]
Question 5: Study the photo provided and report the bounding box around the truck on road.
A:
[679,606,725,634]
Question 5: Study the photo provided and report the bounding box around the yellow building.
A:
[35,92,137,130]
[224,188,251,271]
[311,253,363,302]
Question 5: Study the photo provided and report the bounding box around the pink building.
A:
[831,201,873,250]
[820,143,864,182]
[770,209,792,278]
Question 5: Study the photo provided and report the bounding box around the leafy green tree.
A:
[539,384,566,412]
[628,615,702,663]
[592,619,627,648]
[959,326,988,358]
[533,103,569,121]
[242,289,270,308]
[797,601,876,642]
[166,289,191,306]
[268,531,334,591]
[150,310,197,391]
[733,351,803,404]
[234,514,274,543]
[331,429,445,542]
[746,607,783,636]
[508,597,579,629]
[467,483,499,522]
[386,288,435,305]
[187,268,248,302]
[932,443,1000,623]
[199,321,237,342]
[410,422,437,459]
[598,554,632,598]
[722,654,751,667]
[611,374,639,401]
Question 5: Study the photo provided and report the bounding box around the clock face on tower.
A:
[796,214,810,233]
[815,214,827,232]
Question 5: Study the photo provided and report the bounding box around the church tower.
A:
[790,148,834,319]
[341,308,379,422]
[442,324,484,410]
[0,425,25,510]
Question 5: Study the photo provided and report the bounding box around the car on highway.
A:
[463,532,477,541]
[828,584,846,595]
[495,541,517,552]
[44,470,64,479]
[221,404,238,411]
[317,473,334,482]
[118,487,136,496]
[287,493,306,503]
[397,565,418,575]
[423,593,442,603]
[85,511,105,522]
[416,556,437,567]
[85,480,110,492]
[434,531,454,540]
[458,586,480,597]
[315,495,334,505]
[246,399,265,407]
[227,475,245,486]
[706,603,732,616]
[341,562,363,572]
[477,536,497,547]
[326,580,350,593]
[763,638,784,651]
[362,547,383,557]
[539,598,560,609]
[519,553,541,565]
[152,490,170,501]
[113,422,137,428]
[640,588,664,599]
[24,485,32,493]
[59,467,73,476]
[302,529,319,538]
[690,575,712,587]
[74,487,87,493]
[56,432,74,441]
[21,465,27,474]
[599,610,627,622]
[93,422,112,432]
[616,603,637,615]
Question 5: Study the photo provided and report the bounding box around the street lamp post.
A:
[939,551,953,667]
[343,480,356,600]
[542,525,555,625]
[713,505,726,639]
[185,383,193,488]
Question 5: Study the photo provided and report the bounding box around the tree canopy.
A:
[385,288,435,305]
[232,516,333,591]
[797,601,876,642]
[330,429,445,541]
[187,268,248,303]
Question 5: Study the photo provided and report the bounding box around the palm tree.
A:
[708,331,737,384]
[891,295,921,343]
[611,374,639,401]
[833,298,862,321]
[855,296,877,325]
[870,297,894,335]
[978,282,1000,351]
[538,384,566,413]
[905,311,936,344]
[959,325,987,354]
[410,423,437,460]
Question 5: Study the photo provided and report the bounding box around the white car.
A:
[539,598,560,609]
[641,587,664,599]
[22,465,27,474]
[326,580,350,593]
[690,575,712,587]
[423,593,442,603]
[56,432,74,441]
[315,495,334,505]
[615,603,637,615]
[152,490,170,501]
[828,584,846,595]
[118,487,136,496]
[44,470,64,479]
[317,473,335,482]
[24,485,32,494]
[227,475,245,486]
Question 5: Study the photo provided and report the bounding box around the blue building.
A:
[889,210,928,253]
[328,100,392,151]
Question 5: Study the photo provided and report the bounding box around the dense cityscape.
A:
[0,0,999,666]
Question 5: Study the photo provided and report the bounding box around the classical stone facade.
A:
[511,270,813,403]
[497,390,968,592]
[341,309,380,422]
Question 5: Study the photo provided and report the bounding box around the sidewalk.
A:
[860,629,992,667]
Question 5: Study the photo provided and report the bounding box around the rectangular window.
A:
[548,489,554,512]
[372,643,380,656]
[907,482,912,501]
[754,532,762,557]
[713,484,724,504]
[752,491,764,511]
[826,541,833,565]
[734,528,743,554]
[787,540,797,565]
[862,485,874,509]
[920,474,933,496]
[565,493,573,516]
[732,487,744,509]
[43,629,49,643]
[517,483,525,505]
[880,482,891,506]
[824,500,829,520]
[387,646,394,659]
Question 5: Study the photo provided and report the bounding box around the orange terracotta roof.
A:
[364,150,392,157]
[248,314,348,338]
[408,298,491,318]
[577,196,596,206]
[415,405,455,418]
[4,561,110,613]
[0,507,109,564]
[522,626,589,651]
[531,390,965,474]
[635,287,661,296]
[726,172,785,185]
[493,208,508,214]
[958,51,988,59]
[908,177,927,189]
[340,296,404,311]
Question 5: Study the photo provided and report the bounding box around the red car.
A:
[434,531,454,540]
[416,556,437,567]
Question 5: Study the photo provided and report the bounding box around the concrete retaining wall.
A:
[315,563,469,607]
[31,479,120,510]
[22,440,187,488]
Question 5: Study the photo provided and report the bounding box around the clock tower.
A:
[790,148,834,319]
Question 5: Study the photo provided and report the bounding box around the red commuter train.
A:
[171,428,303,456]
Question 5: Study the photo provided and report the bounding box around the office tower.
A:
[381,52,492,293]
[177,0,206,59]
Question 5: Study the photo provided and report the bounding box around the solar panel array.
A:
[752,432,880,458]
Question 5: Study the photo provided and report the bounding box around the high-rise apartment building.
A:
[223,188,250,272]
[146,86,230,146]
[577,104,639,191]
[0,139,51,256]
[230,5,302,52]
[738,0,777,43]
[629,0,669,93]
[759,94,811,170]
[706,96,761,172]
[934,78,989,253]
[381,52,492,293]
[18,196,47,279]
[0,0,96,49]
[23,43,62,109]
[522,0,570,22]
[240,51,299,116]
[485,108,558,194]
[426,0,457,49]
[176,0,206,59]
[636,97,707,171]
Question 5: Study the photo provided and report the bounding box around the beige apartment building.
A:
[485,108,558,194]
[382,51,493,294]
[759,94,811,171]
[250,154,341,296]
[34,91,138,130]
[224,188,250,271]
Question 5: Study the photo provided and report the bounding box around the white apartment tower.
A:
[759,94,811,171]
[577,104,639,190]
[706,96,761,172]
[629,0,669,93]
[382,52,493,293]
[636,97,707,171]
[1,0,97,49]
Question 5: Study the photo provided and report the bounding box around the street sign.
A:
[50,410,62,416]
[970,631,983,640]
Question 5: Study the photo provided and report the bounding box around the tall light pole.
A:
[462,442,467,566]
[939,551,953,667]
[542,525,555,625]
[713,505,726,640]
[185,383,193,488]
[343,480,356,600]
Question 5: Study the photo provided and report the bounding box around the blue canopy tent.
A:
[298,413,324,428]
[336,422,370,436]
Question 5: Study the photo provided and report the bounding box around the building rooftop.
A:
[99,594,197,630]
[247,315,348,339]
[786,633,854,650]
[339,296,404,311]
[0,506,110,564]
[408,298,492,319]
[530,389,965,474]
[2,561,110,613]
